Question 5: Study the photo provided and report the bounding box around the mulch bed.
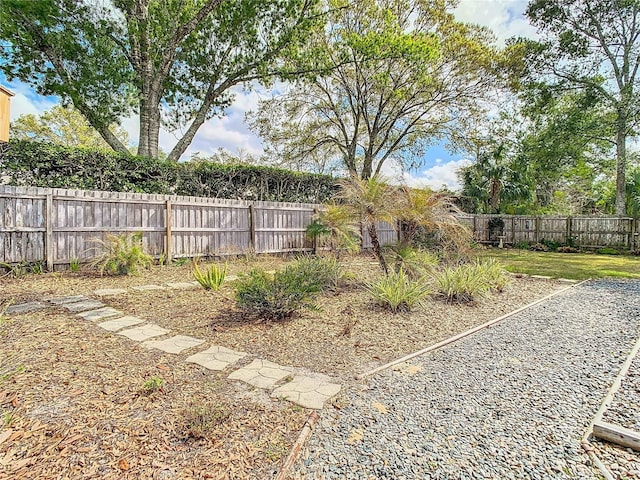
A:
[1,254,563,479]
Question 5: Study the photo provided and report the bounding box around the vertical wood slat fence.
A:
[0,185,398,269]
[462,214,640,250]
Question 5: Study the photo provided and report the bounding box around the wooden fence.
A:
[463,214,640,250]
[0,185,398,269]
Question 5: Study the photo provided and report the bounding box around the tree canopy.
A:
[0,0,322,161]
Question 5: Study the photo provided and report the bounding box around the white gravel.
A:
[295,280,640,479]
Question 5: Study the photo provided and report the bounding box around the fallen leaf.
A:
[0,430,12,446]
[118,458,129,471]
[372,402,388,414]
[347,428,364,444]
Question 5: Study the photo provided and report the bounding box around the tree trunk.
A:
[138,97,151,158]
[614,108,627,216]
[367,223,388,275]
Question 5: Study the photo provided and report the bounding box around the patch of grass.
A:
[184,403,230,440]
[69,257,81,272]
[475,248,640,280]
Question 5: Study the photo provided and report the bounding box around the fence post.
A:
[248,204,256,251]
[165,200,173,263]
[511,216,516,244]
[535,216,541,243]
[566,216,572,246]
[45,193,54,271]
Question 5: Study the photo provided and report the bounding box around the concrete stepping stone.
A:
[271,375,341,410]
[530,274,552,280]
[117,323,170,341]
[77,307,123,322]
[142,335,205,354]
[98,315,145,332]
[64,299,105,312]
[228,359,293,389]
[49,295,88,305]
[558,278,578,284]
[165,281,199,289]
[226,275,239,281]
[5,301,47,315]
[94,288,128,296]
[185,345,247,371]
[131,284,166,291]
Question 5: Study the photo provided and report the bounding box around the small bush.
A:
[436,263,491,304]
[90,232,153,275]
[235,264,323,320]
[292,256,346,291]
[530,242,549,252]
[69,258,81,272]
[596,247,619,255]
[193,262,227,291]
[557,246,579,253]
[142,376,164,394]
[541,239,560,251]
[184,403,230,439]
[389,245,439,279]
[367,269,431,313]
[476,258,510,292]
[513,240,530,250]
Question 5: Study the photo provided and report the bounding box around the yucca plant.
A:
[193,263,227,291]
[436,263,491,304]
[367,268,431,313]
[89,232,152,276]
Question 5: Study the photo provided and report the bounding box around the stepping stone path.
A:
[186,346,247,371]
[165,281,199,289]
[7,291,342,410]
[5,301,46,315]
[142,335,204,354]
[228,359,294,389]
[98,316,145,332]
[77,307,123,321]
[117,323,170,341]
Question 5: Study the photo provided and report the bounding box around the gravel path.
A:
[294,280,640,479]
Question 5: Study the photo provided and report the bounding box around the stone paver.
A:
[228,359,293,389]
[117,323,170,341]
[142,335,205,354]
[185,345,248,371]
[5,301,47,315]
[97,315,145,332]
[94,288,128,296]
[64,299,106,312]
[271,375,341,409]
[226,275,239,281]
[49,295,88,305]
[165,281,199,289]
[77,307,123,322]
[530,274,552,280]
[131,284,166,291]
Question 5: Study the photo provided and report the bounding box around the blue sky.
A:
[2,0,535,191]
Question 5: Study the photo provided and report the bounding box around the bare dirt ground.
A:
[0,254,563,479]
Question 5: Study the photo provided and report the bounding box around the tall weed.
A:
[89,232,152,276]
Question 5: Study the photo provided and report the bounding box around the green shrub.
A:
[193,262,227,291]
[89,232,153,276]
[436,263,491,304]
[142,376,164,394]
[389,245,439,279]
[291,256,346,291]
[513,240,531,250]
[235,264,324,320]
[367,269,431,313]
[476,258,510,292]
[69,258,81,272]
[596,247,619,255]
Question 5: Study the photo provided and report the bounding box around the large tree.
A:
[11,104,130,149]
[0,0,320,161]
[520,0,640,215]
[249,0,498,179]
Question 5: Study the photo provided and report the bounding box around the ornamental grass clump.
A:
[193,262,227,291]
[89,232,153,276]
[476,258,510,292]
[367,268,431,313]
[436,263,491,304]
[235,262,324,320]
[293,256,346,291]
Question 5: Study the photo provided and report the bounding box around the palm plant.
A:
[305,203,361,256]
[339,176,396,274]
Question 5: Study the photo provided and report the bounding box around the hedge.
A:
[0,140,339,203]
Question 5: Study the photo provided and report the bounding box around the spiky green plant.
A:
[476,258,510,292]
[367,268,431,313]
[389,245,439,278]
[193,263,227,291]
[436,263,491,304]
[306,203,361,256]
[89,232,153,276]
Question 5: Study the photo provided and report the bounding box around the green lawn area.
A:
[475,248,640,280]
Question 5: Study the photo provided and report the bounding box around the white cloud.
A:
[454,0,537,45]
[380,158,471,191]
[4,81,57,120]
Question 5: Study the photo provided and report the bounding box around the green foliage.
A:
[292,256,346,291]
[436,263,492,304]
[305,204,361,255]
[193,263,227,291]
[475,258,511,292]
[69,258,80,272]
[1,260,45,277]
[596,247,620,255]
[388,245,439,279]
[0,140,338,203]
[367,268,431,313]
[184,403,231,439]
[89,232,153,276]
[142,376,164,394]
[235,263,325,320]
